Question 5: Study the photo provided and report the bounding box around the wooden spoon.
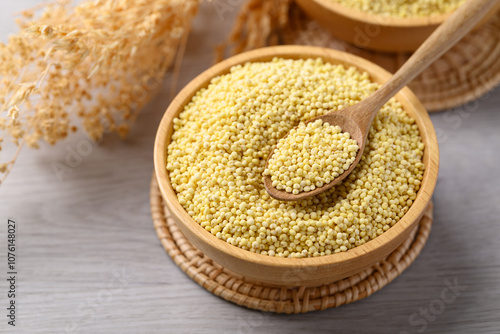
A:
[264,0,498,201]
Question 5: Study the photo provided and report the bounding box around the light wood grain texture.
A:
[0,1,499,333]
[154,45,439,286]
[265,0,494,201]
[295,0,500,52]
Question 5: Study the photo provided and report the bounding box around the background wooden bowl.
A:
[154,46,439,287]
[295,0,500,52]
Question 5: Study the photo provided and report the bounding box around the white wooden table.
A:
[1,2,499,333]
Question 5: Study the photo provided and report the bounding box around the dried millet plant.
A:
[217,0,290,60]
[0,0,199,184]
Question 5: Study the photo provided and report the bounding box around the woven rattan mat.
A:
[280,7,500,112]
[150,176,434,314]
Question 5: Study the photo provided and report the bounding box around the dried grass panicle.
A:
[0,0,199,184]
[218,0,291,60]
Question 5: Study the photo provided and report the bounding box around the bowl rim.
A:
[154,45,439,271]
[309,0,453,27]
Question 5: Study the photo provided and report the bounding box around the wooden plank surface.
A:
[0,1,499,333]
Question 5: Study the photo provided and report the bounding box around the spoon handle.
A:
[372,0,499,110]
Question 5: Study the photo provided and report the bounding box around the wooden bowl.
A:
[154,46,439,287]
[295,0,500,52]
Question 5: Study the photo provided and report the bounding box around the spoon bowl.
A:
[264,111,365,201]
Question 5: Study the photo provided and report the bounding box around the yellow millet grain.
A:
[332,0,465,17]
[167,58,425,258]
[264,119,359,194]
